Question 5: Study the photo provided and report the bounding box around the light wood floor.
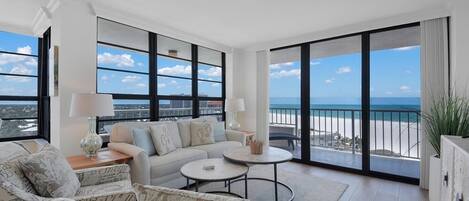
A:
[278,162,429,201]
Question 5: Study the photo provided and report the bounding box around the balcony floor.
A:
[271,143,419,179]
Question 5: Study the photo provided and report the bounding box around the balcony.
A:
[269,107,420,178]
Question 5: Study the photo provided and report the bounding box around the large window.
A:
[0,29,49,140]
[97,18,225,132]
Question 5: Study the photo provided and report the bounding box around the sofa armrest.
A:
[75,164,130,187]
[108,142,151,185]
[133,184,247,201]
[225,130,246,146]
[73,189,137,201]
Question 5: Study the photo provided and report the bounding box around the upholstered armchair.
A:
[0,139,246,201]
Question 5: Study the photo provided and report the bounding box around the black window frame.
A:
[96,18,226,133]
[270,22,425,185]
[0,28,50,142]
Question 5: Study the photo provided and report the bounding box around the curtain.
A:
[420,17,449,189]
[256,50,271,147]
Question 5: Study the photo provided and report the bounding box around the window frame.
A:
[0,28,50,142]
[96,18,226,133]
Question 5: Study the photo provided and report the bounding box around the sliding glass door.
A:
[269,23,422,183]
[309,36,362,169]
[369,26,421,179]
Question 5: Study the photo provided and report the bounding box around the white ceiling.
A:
[0,0,447,48]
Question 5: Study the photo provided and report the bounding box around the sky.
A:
[269,45,421,105]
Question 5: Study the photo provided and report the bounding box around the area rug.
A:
[193,164,348,201]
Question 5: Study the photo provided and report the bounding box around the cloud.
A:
[137,62,144,67]
[97,52,135,68]
[310,61,320,66]
[4,66,33,83]
[270,69,300,79]
[325,78,335,84]
[399,85,411,92]
[158,83,166,88]
[101,75,109,81]
[136,83,146,88]
[199,67,221,77]
[211,83,220,87]
[336,66,352,74]
[121,75,141,83]
[158,65,191,75]
[270,62,294,70]
[17,46,32,54]
[385,91,393,95]
[393,46,418,51]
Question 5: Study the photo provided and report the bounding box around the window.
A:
[0,29,49,140]
[96,18,225,132]
[97,18,150,133]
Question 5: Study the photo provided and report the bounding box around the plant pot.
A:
[429,154,441,201]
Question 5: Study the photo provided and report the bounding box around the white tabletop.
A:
[180,158,249,181]
[223,147,293,164]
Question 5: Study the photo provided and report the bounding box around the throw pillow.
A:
[190,121,215,146]
[176,120,191,147]
[0,159,37,194]
[18,144,80,198]
[131,128,157,156]
[213,122,227,142]
[149,125,177,155]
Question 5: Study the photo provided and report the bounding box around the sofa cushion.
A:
[150,125,177,156]
[111,121,183,148]
[74,180,133,198]
[0,159,37,194]
[191,141,242,158]
[176,119,191,148]
[18,144,80,198]
[131,128,156,156]
[190,121,215,146]
[149,148,207,179]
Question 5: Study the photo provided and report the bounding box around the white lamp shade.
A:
[69,93,115,117]
[225,98,245,112]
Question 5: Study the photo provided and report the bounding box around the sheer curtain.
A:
[420,17,449,189]
[256,50,271,147]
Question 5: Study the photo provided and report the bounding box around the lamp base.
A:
[80,117,102,158]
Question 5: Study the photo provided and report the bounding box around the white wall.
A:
[449,0,469,96]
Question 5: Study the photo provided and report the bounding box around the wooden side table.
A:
[238,130,255,145]
[67,150,132,170]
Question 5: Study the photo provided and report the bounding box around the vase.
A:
[80,117,102,158]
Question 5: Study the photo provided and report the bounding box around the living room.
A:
[1,0,469,200]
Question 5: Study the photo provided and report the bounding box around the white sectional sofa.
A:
[108,117,246,188]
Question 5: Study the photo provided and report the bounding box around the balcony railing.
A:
[269,107,421,159]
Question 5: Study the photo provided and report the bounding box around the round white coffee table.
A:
[223,146,294,201]
[180,158,249,198]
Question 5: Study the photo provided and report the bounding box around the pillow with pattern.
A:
[149,124,177,155]
[190,121,215,146]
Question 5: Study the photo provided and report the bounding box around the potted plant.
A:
[423,94,469,201]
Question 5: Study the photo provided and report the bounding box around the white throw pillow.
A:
[190,121,215,146]
[149,125,177,155]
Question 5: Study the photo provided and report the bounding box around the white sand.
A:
[269,113,420,158]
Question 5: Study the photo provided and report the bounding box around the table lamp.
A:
[225,98,245,130]
[70,93,114,157]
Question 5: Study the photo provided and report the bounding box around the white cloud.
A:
[325,78,335,84]
[169,80,178,85]
[97,52,135,68]
[121,75,141,83]
[399,85,411,92]
[385,91,393,95]
[137,62,144,67]
[336,66,352,74]
[158,83,166,88]
[270,62,294,70]
[17,46,32,54]
[393,46,418,51]
[158,65,191,75]
[211,83,220,87]
[101,75,109,81]
[10,66,32,75]
[270,69,300,79]
[136,83,146,88]
[310,61,320,66]
[198,67,221,77]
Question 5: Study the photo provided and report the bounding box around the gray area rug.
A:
[193,165,348,201]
